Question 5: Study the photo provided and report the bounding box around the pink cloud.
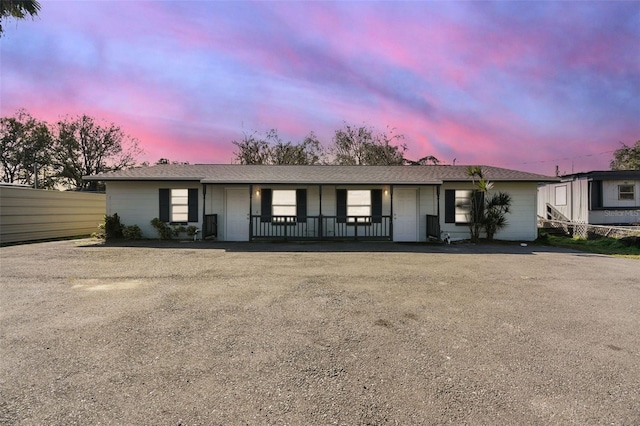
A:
[2,1,637,178]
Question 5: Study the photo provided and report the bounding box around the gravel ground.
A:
[1,239,639,425]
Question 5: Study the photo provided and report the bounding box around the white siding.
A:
[418,186,438,242]
[206,185,225,239]
[571,179,589,222]
[0,187,105,244]
[539,177,639,224]
[105,180,540,241]
[589,209,640,225]
[537,183,552,218]
[107,181,201,238]
[442,182,539,241]
[498,182,539,240]
[537,180,589,222]
[602,180,640,208]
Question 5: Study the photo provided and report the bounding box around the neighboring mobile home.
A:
[84,164,557,242]
[538,170,640,225]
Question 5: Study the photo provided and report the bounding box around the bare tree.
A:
[53,115,142,190]
[232,129,325,165]
[0,109,54,187]
[404,155,440,165]
[330,123,406,165]
[232,131,271,165]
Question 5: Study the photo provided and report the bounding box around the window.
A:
[454,190,472,223]
[336,189,382,223]
[260,189,307,223]
[347,190,371,223]
[445,189,483,224]
[170,189,189,222]
[272,190,296,223]
[619,184,635,201]
[159,188,198,223]
[555,185,567,206]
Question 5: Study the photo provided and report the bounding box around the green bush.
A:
[92,214,124,240]
[150,219,198,240]
[105,213,124,239]
[150,218,174,240]
[123,225,143,240]
[186,225,198,237]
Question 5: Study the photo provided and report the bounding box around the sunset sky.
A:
[2,1,638,175]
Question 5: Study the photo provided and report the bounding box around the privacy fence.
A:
[0,186,106,244]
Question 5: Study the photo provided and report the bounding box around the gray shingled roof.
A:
[560,170,640,181]
[84,164,558,184]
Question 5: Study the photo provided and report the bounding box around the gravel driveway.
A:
[1,239,639,425]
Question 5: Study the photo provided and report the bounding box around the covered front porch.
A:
[201,183,442,242]
[251,214,392,240]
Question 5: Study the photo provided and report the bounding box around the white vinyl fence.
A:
[0,186,106,244]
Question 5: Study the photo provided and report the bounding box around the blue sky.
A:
[1,0,639,175]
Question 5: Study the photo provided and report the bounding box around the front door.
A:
[225,188,249,241]
[393,188,418,242]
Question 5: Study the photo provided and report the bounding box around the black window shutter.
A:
[188,188,198,222]
[296,189,307,221]
[371,189,382,223]
[261,189,272,222]
[159,188,170,222]
[444,190,455,223]
[336,189,347,223]
[590,180,603,209]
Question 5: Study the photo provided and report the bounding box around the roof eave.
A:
[199,179,444,185]
[83,176,203,182]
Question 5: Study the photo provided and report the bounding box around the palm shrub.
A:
[483,192,512,240]
[466,166,491,242]
[466,166,512,241]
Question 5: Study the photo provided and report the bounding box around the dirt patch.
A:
[1,239,639,424]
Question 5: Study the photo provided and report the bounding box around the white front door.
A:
[225,188,249,241]
[393,188,418,242]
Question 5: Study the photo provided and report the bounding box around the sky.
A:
[1,1,639,176]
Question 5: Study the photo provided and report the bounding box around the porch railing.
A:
[251,215,391,240]
[203,214,218,238]
[546,203,569,221]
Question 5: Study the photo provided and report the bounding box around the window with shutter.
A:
[272,190,296,223]
[445,189,482,225]
[336,189,381,224]
[159,188,198,223]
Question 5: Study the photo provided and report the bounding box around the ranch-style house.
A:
[84,164,558,242]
